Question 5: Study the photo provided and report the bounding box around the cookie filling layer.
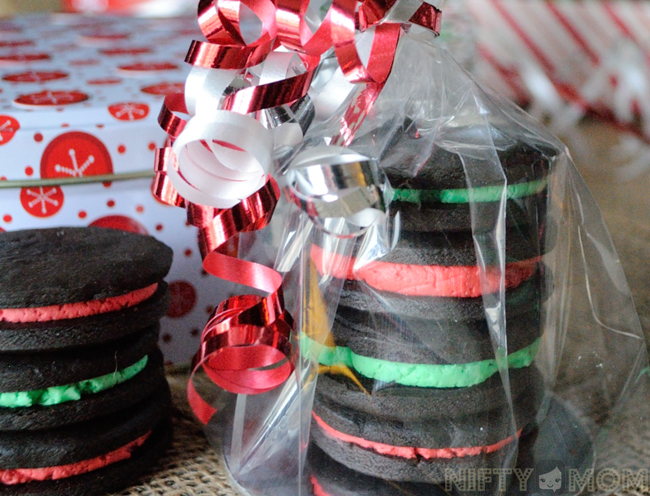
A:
[393,178,547,204]
[0,431,151,485]
[0,283,158,323]
[311,245,539,298]
[305,335,539,388]
[310,475,330,496]
[314,412,521,459]
[0,355,149,408]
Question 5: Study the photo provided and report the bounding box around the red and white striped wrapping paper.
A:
[0,13,230,365]
[467,0,650,136]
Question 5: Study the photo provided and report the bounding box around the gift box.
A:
[0,13,229,365]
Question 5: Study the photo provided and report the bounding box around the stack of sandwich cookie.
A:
[0,227,174,494]
[307,125,555,488]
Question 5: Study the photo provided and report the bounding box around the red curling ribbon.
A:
[188,0,319,119]
[191,0,277,71]
[222,70,315,113]
[158,93,189,140]
[357,0,398,30]
[185,39,274,69]
[186,177,294,422]
[409,2,442,33]
[152,0,442,425]
[152,156,295,421]
[357,0,441,32]
[153,147,186,208]
[331,0,401,84]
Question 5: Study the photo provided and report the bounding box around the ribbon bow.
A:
[152,0,441,425]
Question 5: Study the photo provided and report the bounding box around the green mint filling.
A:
[393,178,548,204]
[0,355,149,408]
[307,336,540,388]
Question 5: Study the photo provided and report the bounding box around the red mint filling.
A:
[313,412,521,460]
[311,245,539,298]
[311,474,331,496]
[0,284,158,323]
[0,430,151,485]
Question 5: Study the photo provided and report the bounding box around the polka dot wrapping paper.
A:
[0,13,230,365]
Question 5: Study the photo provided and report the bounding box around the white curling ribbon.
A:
[168,111,274,208]
[304,3,322,32]
[258,51,301,85]
[310,59,356,123]
[184,66,211,116]
[187,67,241,119]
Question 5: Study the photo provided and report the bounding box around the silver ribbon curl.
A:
[286,145,392,235]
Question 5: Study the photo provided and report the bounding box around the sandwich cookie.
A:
[308,305,543,419]
[307,444,445,496]
[316,366,543,422]
[311,391,539,484]
[373,121,556,233]
[329,305,541,369]
[0,386,172,496]
[311,227,546,321]
[0,326,165,430]
[0,227,172,351]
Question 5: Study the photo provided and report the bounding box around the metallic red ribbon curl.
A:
[153,75,296,424]
[152,0,442,425]
[187,178,294,423]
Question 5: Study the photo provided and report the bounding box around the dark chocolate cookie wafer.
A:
[312,224,545,272]
[0,418,174,496]
[0,349,167,431]
[0,227,172,308]
[331,305,541,366]
[0,326,161,430]
[0,385,172,495]
[373,227,544,266]
[338,269,543,321]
